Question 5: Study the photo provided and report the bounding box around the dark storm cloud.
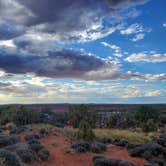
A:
[0,49,112,79]
[0,0,147,41]
[0,23,24,40]
[0,0,148,81]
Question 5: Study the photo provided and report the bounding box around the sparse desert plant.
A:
[16,145,35,163]
[0,149,20,166]
[51,140,58,147]
[38,148,50,161]
[62,128,77,140]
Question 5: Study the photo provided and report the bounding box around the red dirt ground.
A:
[26,131,147,166]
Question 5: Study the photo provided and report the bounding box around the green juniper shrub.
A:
[77,119,95,142]
[69,104,96,128]
[141,119,158,132]
[0,107,17,125]
[134,106,160,132]
[38,148,50,161]
[0,149,20,166]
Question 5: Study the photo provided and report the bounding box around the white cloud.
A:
[131,33,145,41]
[101,42,120,50]
[125,52,166,62]
[0,40,15,47]
[101,42,123,57]
[163,22,166,28]
[113,53,123,57]
[120,23,144,35]
[120,23,151,42]
[145,90,161,97]
[0,75,165,104]
[144,73,166,82]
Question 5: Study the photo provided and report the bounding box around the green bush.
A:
[135,106,159,124]
[29,143,44,153]
[0,135,20,148]
[90,142,106,153]
[24,134,40,141]
[141,119,158,132]
[77,119,95,142]
[69,104,96,128]
[38,148,50,161]
[16,145,35,163]
[0,149,20,166]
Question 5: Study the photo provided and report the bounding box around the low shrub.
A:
[97,137,113,144]
[128,140,165,166]
[39,128,48,137]
[16,145,35,163]
[27,139,41,145]
[24,134,40,141]
[29,143,44,153]
[38,148,50,161]
[143,163,159,166]
[92,156,135,166]
[10,126,27,135]
[114,139,129,147]
[0,149,20,166]
[90,142,106,153]
[71,141,91,153]
[0,135,20,148]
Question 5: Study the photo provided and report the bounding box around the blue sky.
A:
[0,0,165,104]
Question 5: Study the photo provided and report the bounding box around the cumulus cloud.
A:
[125,52,166,62]
[0,77,164,104]
[0,49,121,80]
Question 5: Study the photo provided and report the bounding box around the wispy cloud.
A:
[131,33,145,41]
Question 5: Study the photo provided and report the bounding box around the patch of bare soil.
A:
[30,132,147,166]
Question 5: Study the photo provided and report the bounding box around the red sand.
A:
[29,132,147,166]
